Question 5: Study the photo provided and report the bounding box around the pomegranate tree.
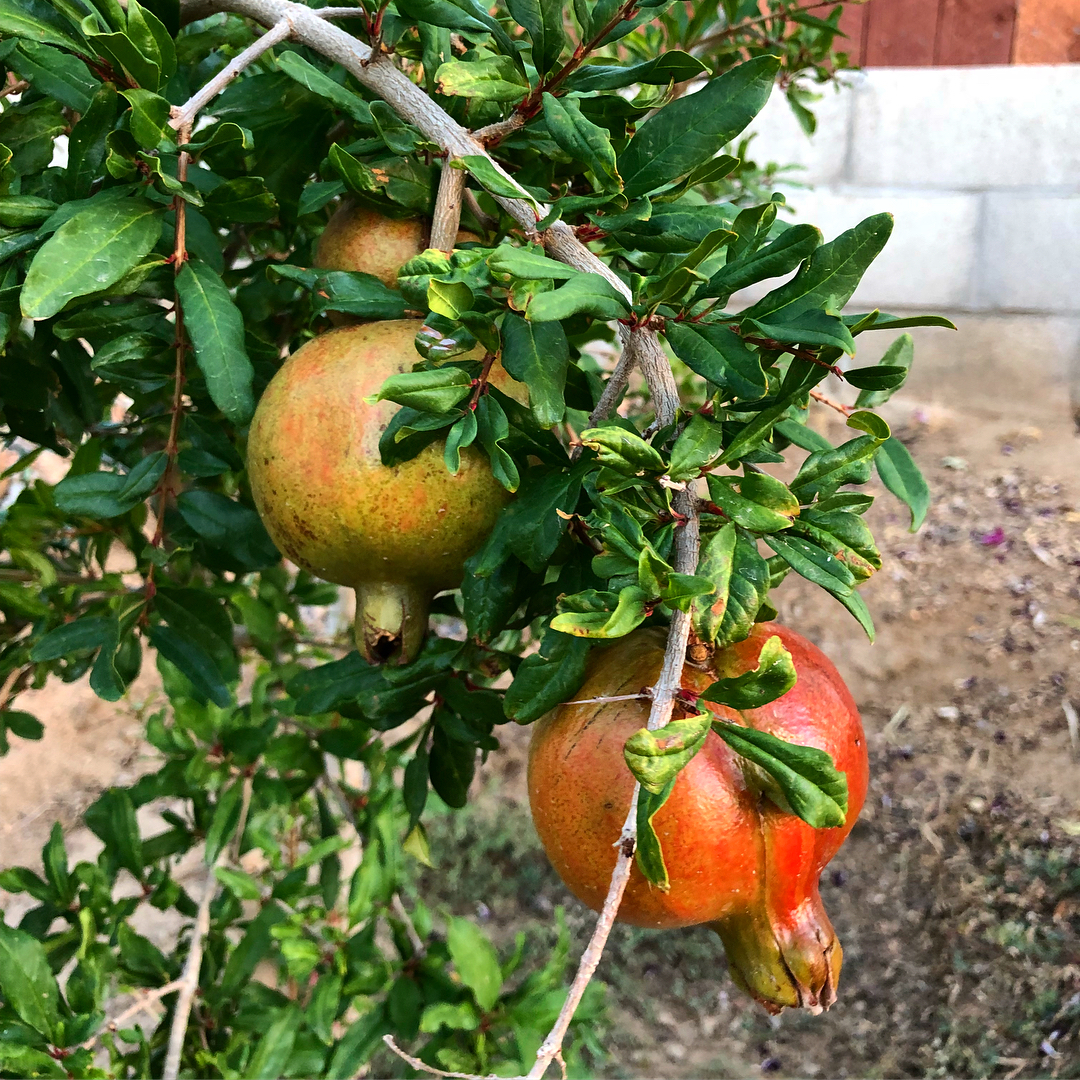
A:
[0,0,954,1075]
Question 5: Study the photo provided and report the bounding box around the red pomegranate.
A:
[527,622,868,1012]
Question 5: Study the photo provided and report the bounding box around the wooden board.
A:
[864,0,941,66]
[1013,0,1080,62]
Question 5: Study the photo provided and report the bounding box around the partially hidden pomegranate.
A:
[527,622,869,1013]
[247,320,513,664]
[315,202,480,286]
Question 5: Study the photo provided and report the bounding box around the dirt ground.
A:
[2,373,1079,1079]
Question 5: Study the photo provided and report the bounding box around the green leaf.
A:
[846,310,957,334]
[526,271,628,321]
[765,533,855,596]
[550,585,649,639]
[704,223,822,298]
[542,93,621,193]
[703,525,770,648]
[84,787,143,878]
[635,777,675,889]
[269,264,407,321]
[711,721,848,828]
[705,473,798,533]
[429,725,474,807]
[505,0,564,73]
[579,425,664,475]
[565,50,706,91]
[500,313,568,427]
[745,308,856,355]
[0,0,86,54]
[618,54,780,199]
[202,176,278,224]
[20,198,161,319]
[147,624,232,708]
[436,55,528,100]
[31,615,112,660]
[0,921,60,1040]
[119,450,167,501]
[4,711,43,741]
[503,628,590,722]
[855,332,914,407]
[327,142,381,194]
[427,277,474,319]
[175,260,255,424]
[488,245,580,282]
[664,320,767,400]
[275,51,374,124]
[700,635,797,710]
[875,435,930,532]
[667,414,725,482]
[443,411,477,474]
[8,41,97,112]
[243,1006,301,1080]
[120,88,174,150]
[66,83,117,198]
[421,1001,480,1033]
[446,918,503,1011]
[459,155,539,208]
[624,713,711,794]
[789,433,883,502]
[741,213,894,325]
[372,367,472,412]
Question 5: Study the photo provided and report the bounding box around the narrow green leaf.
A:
[542,93,621,193]
[275,52,374,124]
[503,628,590,722]
[705,223,821,298]
[565,51,706,91]
[147,624,232,708]
[667,414,725,482]
[243,1006,301,1080]
[506,0,564,73]
[855,331,914,407]
[31,616,112,661]
[635,777,675,889]
[175,260,254,424]
[875,435,930,532]
[664,320,767,400]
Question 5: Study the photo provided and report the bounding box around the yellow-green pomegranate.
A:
[315,202,479,286]
[247,320,511,664]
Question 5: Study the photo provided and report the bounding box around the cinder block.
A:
[849,65,1080,189]
[980,193,1080,313]
[730,188,981,311]
[740,80,854,188]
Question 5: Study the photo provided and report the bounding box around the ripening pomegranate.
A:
[247,320,512,664]
[315,202,480,285]
[527,622,868,1013]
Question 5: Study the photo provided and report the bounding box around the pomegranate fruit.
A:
[247,320,512,664]
[315,202,480,285]
[527,622,868,1013]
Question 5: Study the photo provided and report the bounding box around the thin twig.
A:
[430,161,466,253]
[527,490,699,1080]
[83,980,185,1049]
[169,18,293,132]
[383,1036,500,1079]
[809,387,854,416]
[162,777,253,1080]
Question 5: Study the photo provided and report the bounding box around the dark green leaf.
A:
[506,0,564,73]
[667,413,725,482]
[875,435,930,532]
[500,314,568,427]
[84,787,143,878]
[31,616,112,661]
[147,624,232,708]
[855,331,914,407]
[704,223,821,298]
[0,921,60,1039]
[705,473,798,533]
[175,261,252,422]
[619,54,779,198]
[503,628,590,722]
[712,721,848,828]
[243,1006,301,1080]
[579,425,664,475]
[20,198,162,319]
[635,777,675,889]
[429,726,474,807]
[550,585,649,639]
[0,0,86,54]
[542,93,621,193]
[565,50,706,91]
[275,52,374,124]
[664,320,767,400]
[202,176,278,224]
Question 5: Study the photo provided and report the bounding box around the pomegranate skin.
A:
[315,203,481,284]
[247,321,510,663]
[527,622,868,1011]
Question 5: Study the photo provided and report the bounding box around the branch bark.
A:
[430,161,466,253]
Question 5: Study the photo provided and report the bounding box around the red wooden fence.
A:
[836,0,1080,65]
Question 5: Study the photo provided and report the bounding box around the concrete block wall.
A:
[742,64,1080,418]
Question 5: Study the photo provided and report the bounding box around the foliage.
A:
[0,0,947,1075]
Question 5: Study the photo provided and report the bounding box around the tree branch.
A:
[430,161,466,253]
[169,18,293,132]
[163,776,252,1080]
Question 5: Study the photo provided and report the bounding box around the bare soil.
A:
[3,391,1079,1079]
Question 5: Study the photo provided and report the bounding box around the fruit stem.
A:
[354,581,431,665]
